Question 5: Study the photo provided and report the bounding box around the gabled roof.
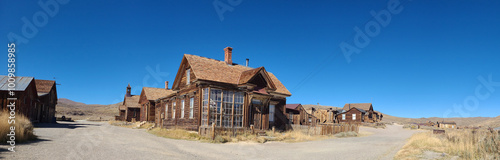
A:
[0,75,34,91]
[343,103,373,111]
[142,87,176,101]
[123,95,140,108]
[286,104,301,110]
[173,54,291,96]
[35,79,55,93]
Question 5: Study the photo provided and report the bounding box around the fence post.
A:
[211,123,216,140]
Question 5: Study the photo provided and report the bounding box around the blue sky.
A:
[1,0,499,118]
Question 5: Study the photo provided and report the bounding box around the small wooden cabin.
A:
[336,107,365,123]
[437,121,457,129]
[342,103,382,123]
[285,104,310,125]
[156,47,292,132]
[139,86,174,122]
[0,76,39,122]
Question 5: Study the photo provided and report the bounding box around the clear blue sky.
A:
[1,0,499,118]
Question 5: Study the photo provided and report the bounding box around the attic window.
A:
[186,69,191,85]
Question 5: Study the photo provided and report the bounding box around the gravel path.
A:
[0,121,421,160]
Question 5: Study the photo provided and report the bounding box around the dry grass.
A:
[395,129,500,160]
[0,112,37,143]
[146,128,338,144]
[148,128,209,141]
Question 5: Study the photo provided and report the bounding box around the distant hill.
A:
[382,114,495,127]
[476,116,500,128]
[56,98,121,120]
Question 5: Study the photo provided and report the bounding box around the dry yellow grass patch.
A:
[148,128,208,141]
[0,112,37,143]
[395,129,500,160]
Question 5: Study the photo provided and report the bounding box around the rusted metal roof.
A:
[286,104,301,110]
[0,75,34,91]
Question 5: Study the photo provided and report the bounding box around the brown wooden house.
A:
[139,84,175,122]
[117,84,141,122]
[340,103,382,123]
[336,107,366,123]
[156,47,292,132]
[35,79,58,123]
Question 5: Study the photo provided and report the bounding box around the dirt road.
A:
[0,121,420,160]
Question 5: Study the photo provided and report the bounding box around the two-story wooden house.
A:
[155,47,292,132]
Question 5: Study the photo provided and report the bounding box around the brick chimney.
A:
[165,81,169,90]
[224,47,233,65]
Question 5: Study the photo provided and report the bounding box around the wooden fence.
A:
[291,123,359,135]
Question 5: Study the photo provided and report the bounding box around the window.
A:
[289,113,293,123]
[172,102,176,119]
[342,114,346,120]
[201,88,244,127]
[352,114,356,120]
[201,88,209,125]
[269,104,275,122]
[186,69,191,85]
[165,104,168,119]
[181,100,185,118]
[189,98,194,119]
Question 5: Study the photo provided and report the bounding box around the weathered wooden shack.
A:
[285,104,311,125]
[0,76,39,121]
[139,85,174,122]
[156,47,292,132]
[35,79,57,123]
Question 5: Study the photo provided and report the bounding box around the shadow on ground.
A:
[34,121,101,129]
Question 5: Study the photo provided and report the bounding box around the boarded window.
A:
[189,98,194,119]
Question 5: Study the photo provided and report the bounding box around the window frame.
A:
[186,69,191,85]
[165,103,168,119]
[342,114,346,120]
[189,97,194,119]
[352,113,356,120]
[181,99,185,119]
[172,102,176,119]
[269,104,275,122]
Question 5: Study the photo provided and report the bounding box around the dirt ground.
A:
[0,121,421,160]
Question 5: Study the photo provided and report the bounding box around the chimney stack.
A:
[246,58,249,67]
[224,47,233,65]
[165,81,169,90]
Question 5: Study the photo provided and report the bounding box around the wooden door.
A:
[252,104,262,130]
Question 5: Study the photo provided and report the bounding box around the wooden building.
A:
[138,84,175,122]
[437,121,457,129]
[117,84,141,122]
[285,104,313,125]
[156,47,292,132]
[336,107,365,123]
[1,76,57,123]
[340,103,382,123]
[35,79,58,123]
